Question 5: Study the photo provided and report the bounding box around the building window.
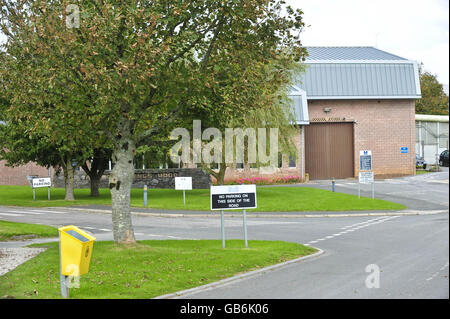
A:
[236,162,244,170]
[289,155,297,168]
[278,153,283,168]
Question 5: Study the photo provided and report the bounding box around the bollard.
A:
[332,178,336,192]
[144,185,148,208]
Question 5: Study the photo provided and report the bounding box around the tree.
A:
[0,0,306,244]
[416,67,449,115]
[179,51,305,185]
[81,147,112,197]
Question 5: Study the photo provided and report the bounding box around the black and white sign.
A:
[175,177,192,190]
[359,171,374,184]
[360,150,372,171]
[32,177,51,188]
[211,184,257,210]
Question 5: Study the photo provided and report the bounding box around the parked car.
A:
[416,154,427,169]
[439,150,449,167]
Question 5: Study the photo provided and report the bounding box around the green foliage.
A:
[416,67,449,115]
[0,0,310,239]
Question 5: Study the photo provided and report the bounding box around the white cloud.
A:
[288,0,449,84]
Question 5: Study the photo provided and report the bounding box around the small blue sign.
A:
[401,147,408,153]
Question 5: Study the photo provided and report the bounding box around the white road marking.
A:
[7,210,43,215]
[142,233,192,240]
[306,215,402,246]
[99,228,112,232]
[341,216,390,229]
[29,210,68,214]
[0,213,23,217]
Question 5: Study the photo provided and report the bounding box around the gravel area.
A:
[0,248,47,276]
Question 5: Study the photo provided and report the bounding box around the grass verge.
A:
[0,240,316,299]
[0,186,406,211]
[415,170,432,175]
[0,220,58,241]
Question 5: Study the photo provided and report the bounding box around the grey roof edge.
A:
[304,46,409,61]
[307,95,422,100]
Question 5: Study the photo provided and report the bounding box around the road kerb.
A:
[153,247,324,299]
[49,207,449,218]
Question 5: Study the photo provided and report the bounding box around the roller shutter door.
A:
[305,122,354,180]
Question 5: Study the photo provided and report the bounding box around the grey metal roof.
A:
[305,47,407,61]
[295,47,421,99]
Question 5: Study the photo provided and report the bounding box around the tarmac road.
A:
[0,170,448,298]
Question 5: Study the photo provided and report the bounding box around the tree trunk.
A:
[109,128,136,244]
[63,160,75,201]
[216,164,227,185]
[89,176,100,197]
[82,149,109,197]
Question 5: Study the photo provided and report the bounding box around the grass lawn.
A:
[0,220,58,241]
[0,185,406,211]
[415,170,432,175]
[0,240,316,299]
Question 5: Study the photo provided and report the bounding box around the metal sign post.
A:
[359,150,374,199]
[211,185,257,249]
[221,210,225,249]
[58,231,70,298]
[243,209,248,248]
[31,177,52,201]
[358,181,360,199]
[175,177,192,207]
[371,182,374,199]
[359,171,375,198]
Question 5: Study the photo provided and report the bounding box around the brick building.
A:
[0,161,51,186]
[224,47,421,181]
[0,47,421,185]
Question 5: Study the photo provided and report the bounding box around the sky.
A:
[1,1,448,86]
[287,0,450,86]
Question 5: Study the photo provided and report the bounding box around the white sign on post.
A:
[210,184,257,210]
[175,177,192,190]
[175,177,192,207]
[210,184,257,249]
[32,177,52,188]
[359,172,374,184]
[360,150,373,171]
